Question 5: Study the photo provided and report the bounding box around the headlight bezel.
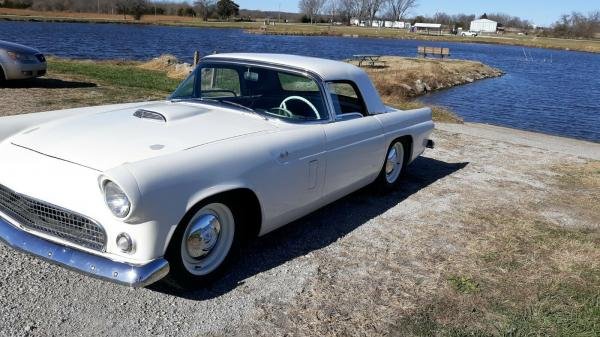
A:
[102,180,132,219]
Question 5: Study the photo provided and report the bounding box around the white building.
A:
[470,19,498,33]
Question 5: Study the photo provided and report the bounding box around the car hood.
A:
[0,40,40,54]
[9,101,276,171]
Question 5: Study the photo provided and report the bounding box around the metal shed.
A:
[470,19,498,33]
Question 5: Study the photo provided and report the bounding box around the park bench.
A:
[417,46,451,59]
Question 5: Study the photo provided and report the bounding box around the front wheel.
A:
[164,200,239,289]
[375,141,407,191]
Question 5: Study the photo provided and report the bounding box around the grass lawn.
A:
[48,58,181,93]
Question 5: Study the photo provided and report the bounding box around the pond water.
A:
[1,21,598,142]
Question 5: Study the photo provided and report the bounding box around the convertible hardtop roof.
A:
[203,53,387,114]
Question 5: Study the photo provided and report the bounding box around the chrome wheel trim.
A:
[180,203,235,276]
[385,142,404,184]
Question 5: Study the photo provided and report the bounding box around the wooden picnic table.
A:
[351,54,386,67]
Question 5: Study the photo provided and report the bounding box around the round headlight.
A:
[104,181,131,218]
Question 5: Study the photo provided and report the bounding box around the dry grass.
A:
[359,57,503,99]
[396,161,600,336]
[137,54,192,80]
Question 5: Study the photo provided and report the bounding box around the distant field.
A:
[1,8,599,54]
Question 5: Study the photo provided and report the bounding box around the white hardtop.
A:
[203,53,387,114]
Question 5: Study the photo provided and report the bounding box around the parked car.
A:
[0,40,47,81]
[461,31,478,37]
[0,54,434,288]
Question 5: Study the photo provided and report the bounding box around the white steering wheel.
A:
[280,96,321,119]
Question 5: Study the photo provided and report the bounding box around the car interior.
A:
[171,63,371,123]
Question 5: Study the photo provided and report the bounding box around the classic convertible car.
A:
[0,54,434,288]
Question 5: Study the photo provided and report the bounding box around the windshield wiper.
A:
[173,97,256,114]
[219,100,257,113]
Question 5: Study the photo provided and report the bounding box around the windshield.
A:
[171,62,329,121]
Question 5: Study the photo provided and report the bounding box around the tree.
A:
[336,0,358,25]
[216,0,239,20]
[115,0,147,20]
[298,0,325,24]
[194,0,216,21]
[362,0,384,25]
[385,0,417,20]
[480,13,488,19]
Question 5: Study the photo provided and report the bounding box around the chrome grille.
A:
[0,184,106,251]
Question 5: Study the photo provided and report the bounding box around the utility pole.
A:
[278,3,281,23]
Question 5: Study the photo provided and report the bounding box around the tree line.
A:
[0,0,241,21]
[299,0,417,25]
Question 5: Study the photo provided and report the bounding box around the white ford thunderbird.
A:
[0,54,434,288]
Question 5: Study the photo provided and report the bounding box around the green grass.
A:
[48,58,181,93]
[448,276,480,294]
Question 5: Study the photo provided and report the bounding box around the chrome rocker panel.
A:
[0,215,169,288]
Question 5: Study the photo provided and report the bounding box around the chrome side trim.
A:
[0,215,169,288]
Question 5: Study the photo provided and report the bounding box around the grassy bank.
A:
[1,8,599,54]
[250,24,600,54]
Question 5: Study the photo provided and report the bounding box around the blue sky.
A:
[227,0,597,26]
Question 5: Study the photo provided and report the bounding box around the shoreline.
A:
[1,10,599,54]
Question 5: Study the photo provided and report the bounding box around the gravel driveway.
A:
[1,119,597,336]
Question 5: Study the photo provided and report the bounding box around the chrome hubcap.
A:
[385,143,404,183]
[180,203,235,276]
[186,214,221,258]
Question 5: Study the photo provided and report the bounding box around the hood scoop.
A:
[134,109,166,122]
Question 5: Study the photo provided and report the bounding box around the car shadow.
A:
[1,78,97,89]
[149,157,469,300]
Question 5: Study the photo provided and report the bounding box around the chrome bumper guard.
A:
[0,216,169,288]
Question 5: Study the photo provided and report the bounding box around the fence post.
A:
[193,50,200,66]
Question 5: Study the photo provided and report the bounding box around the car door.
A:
[322,82,386,200]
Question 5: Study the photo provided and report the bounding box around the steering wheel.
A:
[280,96,321,119]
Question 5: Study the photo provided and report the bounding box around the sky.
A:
[227,0,598,26]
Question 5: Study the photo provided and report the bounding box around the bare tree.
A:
[362,0,384,26]
[385,0,417,20]
[194,0,216,21]
[336,0,358,24]
[299,0,325,24]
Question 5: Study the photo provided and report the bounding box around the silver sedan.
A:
[0,40,47,81]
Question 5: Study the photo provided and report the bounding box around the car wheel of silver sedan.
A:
[375,140,407,190]
[165,199,239,288]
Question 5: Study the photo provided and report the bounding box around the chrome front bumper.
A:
[0,215,169,288]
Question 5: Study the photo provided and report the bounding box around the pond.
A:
[1,21,598,142]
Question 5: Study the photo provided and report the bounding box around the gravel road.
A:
[0,119,597,336]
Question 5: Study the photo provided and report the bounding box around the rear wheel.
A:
[375,140,407,191]
[164,199,239,289]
